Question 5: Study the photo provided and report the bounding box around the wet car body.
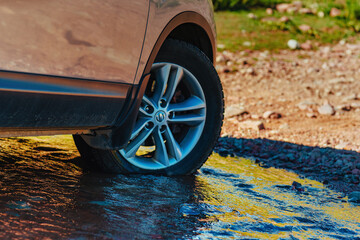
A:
[0,0,216,150]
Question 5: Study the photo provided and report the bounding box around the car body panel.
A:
[0,0,149,83]
[0,0,217,150]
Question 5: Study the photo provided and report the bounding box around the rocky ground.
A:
[215,41,360,197]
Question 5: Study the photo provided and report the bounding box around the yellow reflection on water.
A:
[197,153,360,239]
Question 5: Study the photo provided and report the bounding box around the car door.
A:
[0,0,149,132]
[0,0,149,83]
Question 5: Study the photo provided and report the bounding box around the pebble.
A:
[279,123,290,129]
[246,67,256,75]
[248,13,257,19]
[276,3,291,13]
[225,104,247,118]
[243,41,252,47]
[300,43,312,50]
[299,8,313,14]
[298,24,311,32]
[279,16,290,23]
[335,142,349,150]
[317,11,325,18]
[263,111,282,119]
[216,55,227,63]
[288,39,300,50]
[317,103,335,115]
[306,112,316,118]
[297,101,316,110]
[348,191,360,203]
[266,8,273,15]
[330,8,341,18]
[217,44,225,50]
[336,104,352,111]
[339,39,346,45]
[343,93,358,101]
[238,120,265,131]
[351,102,360,108]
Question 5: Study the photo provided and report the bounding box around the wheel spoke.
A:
[130,118,151,140]
[167,96,205,112]
[163,67,183,104]
[153,64,171,104]
[124,127,154,158]
[153,127,169,166]
[142,95,156,109]
[163,125,182,161]
[168,114,205,126]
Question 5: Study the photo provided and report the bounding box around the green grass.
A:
[215,9,359,52]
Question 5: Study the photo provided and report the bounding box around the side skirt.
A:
[0,70,132,138]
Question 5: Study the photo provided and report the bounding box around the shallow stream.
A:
[0,136,359,239]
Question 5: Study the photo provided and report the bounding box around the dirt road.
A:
[217,41,360,193]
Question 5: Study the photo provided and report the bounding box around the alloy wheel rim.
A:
[118,63,206,170]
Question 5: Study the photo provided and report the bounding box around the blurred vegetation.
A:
[213,0,360,51]
[212,0,284,10]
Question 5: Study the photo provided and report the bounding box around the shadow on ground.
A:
[215,137,360,194]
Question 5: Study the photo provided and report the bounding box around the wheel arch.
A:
[167,23,214,64]
[139,11,216,79]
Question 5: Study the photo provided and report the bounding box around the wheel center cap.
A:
[155,111,166,123]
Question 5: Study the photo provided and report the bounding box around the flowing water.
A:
[0,136,359,239]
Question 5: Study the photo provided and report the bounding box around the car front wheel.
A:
[73,39,224,175]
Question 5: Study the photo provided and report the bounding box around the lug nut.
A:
[160,99,167,108]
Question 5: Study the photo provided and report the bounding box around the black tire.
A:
[73,39,224,175]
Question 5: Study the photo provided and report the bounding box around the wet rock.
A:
[263,111,282,119]
[225,104,247,118]
[292,181,304,192]
[179,204,201,216]
[330,8,341,18]
[238,120,265,131]
[317,103,335,115]
[348,191,360,203]
[334,159,343,167]
[352,169,360,175]
[288,39,300,50]
[299,24,311,32]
